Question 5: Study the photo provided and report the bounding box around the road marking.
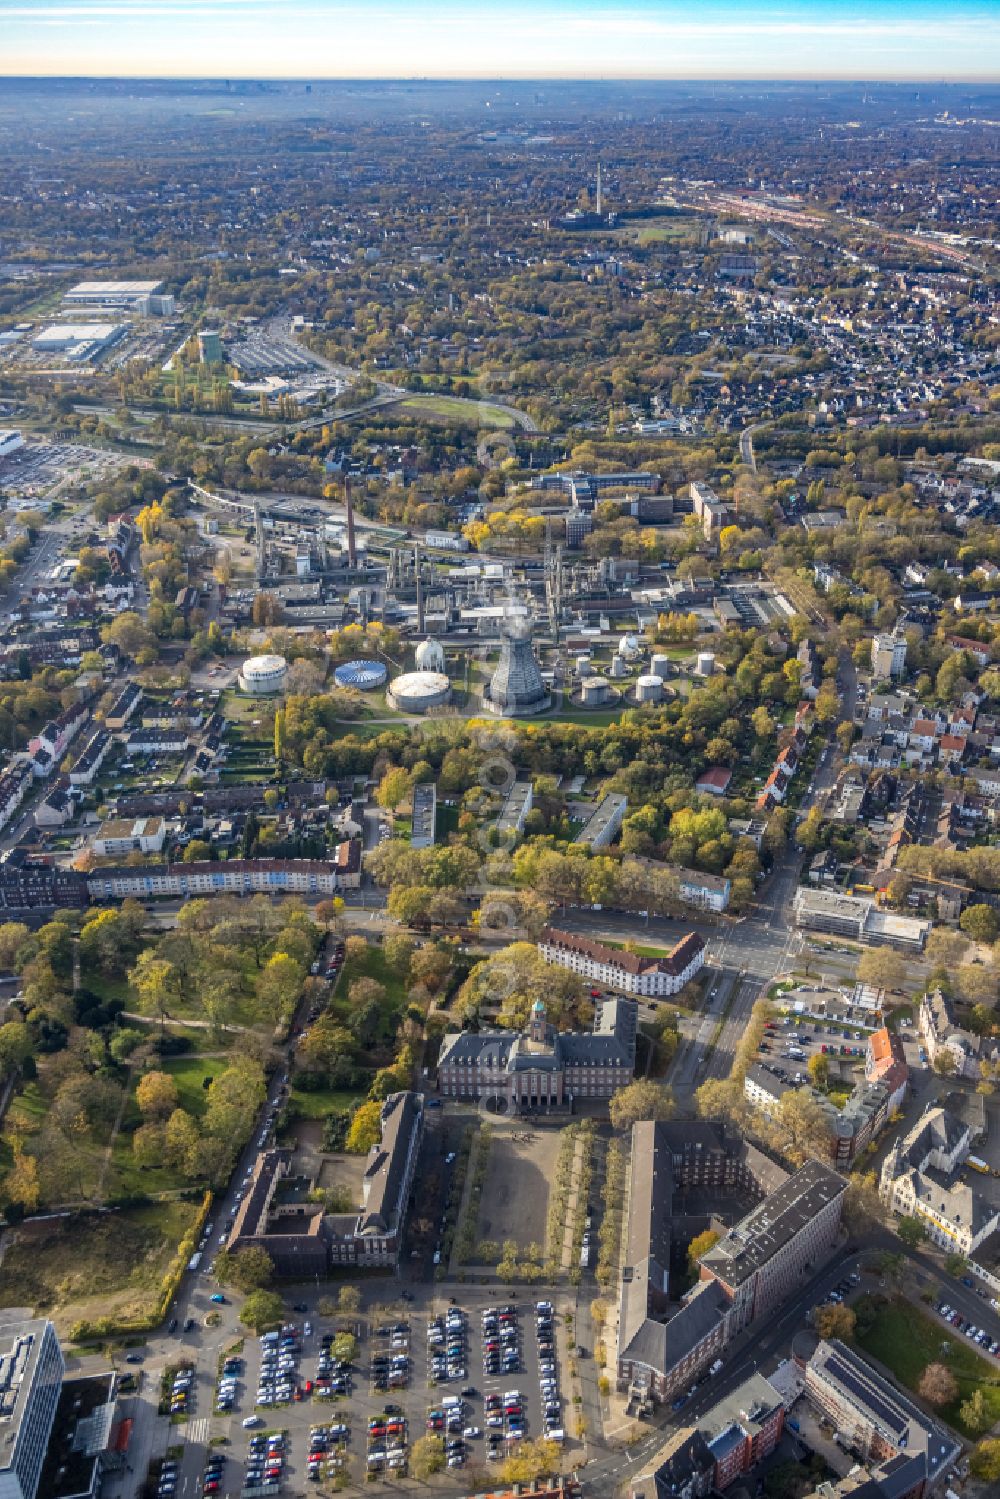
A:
[186,1416,210,1446]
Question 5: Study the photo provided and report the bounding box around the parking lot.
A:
[0,438,129,501]
[147,1285,578,1496]
[756,1013,873,1087]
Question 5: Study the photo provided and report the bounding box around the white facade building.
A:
[539,926,705,998]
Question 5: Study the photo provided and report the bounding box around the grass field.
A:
[854,1294,1000,1437]
[630,220,700,245]
[436,802,460,840]
[549,707,628,727]
[339,943,407,1012]
[390,394,518,430]
[162,1055,226,1118]
[0,1201,199,1335]
[286,1086,363,1121]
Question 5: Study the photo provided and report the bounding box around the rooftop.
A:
[700,1159,847,1289]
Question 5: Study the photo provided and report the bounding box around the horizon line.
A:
[2,71,999,84]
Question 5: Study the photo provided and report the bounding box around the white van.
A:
[187,1251,202,1272]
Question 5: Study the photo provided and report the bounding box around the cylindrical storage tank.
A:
[580,676,609,706]
[650,653,671,679]
[575,655,591,679]
[696,651,716,677]
[333,659,388,691]
[609,654,627,679]
[387,670,451,713]
[635,673,664,704]
[238,653,288,694]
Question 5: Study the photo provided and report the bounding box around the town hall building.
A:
[436,994,638,1111]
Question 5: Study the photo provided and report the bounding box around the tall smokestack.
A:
[344,473,357,569]
[415,546,425,635]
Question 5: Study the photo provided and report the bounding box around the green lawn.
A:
[338,944,407,1011]
[854,1294,1000,1437]
[286,1087,364,1121]
[162,1055,225,1118]
[549,707,628,727]
[390,394,518,430]
[435,802,460,840]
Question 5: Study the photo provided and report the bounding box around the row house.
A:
[69,729,111,786]
[104,682,141,731]
[0,765,31,833]
[27,700,90,779]
[85,852,357,902]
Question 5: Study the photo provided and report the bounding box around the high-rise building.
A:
[871,631,907,680]
[197,329,223,365]
[0,1318,65,1499]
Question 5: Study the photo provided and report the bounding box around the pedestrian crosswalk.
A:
[186,1416,210,1446]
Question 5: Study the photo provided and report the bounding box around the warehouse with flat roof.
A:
[65,279,163,307]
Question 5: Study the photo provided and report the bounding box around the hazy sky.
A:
[3,0,998,81]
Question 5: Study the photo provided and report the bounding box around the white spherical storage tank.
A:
[387,670,451,713]
[414,638,446,673]
[635,673,664,703]
[239,653,288,694]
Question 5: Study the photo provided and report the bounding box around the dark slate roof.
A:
[357,1091,421,1237]
[620,1279,730,1369]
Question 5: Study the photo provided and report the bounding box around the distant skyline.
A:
[2,0,999,82]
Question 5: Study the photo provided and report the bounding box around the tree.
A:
[856,947,907,991]
[255,952,304,1022]
[844,1171,882,1231]
[960,904,1000,945]
[164,1107,199,1169]
[333,1331,357,1363]
[409,1434,445,1481]
[778,1089,831,1159]
[897,1215,927,1248]
[807,1053,829,1089]
[969,1438,1000,1480]
[337,1285,361,1314]
[376,766,412,812]
[132,1121,165,1167]
[499,1439,562,1485]
[959,1388,990,1435]
[5,1145,40,1212]
[215,1246,274,1294]
[102,610,157,662]
[932,1050,957,1077]
[345,1100,382,1154]
[240,1289,285,1333]
[608,1079,675,1132]
[813,1303,857,1341]
[918,1362,958,1407]
[687,1230,720,1271]
[0,1021,33,1077]
[944,1252,967,1279]
[135,1069,179,1120]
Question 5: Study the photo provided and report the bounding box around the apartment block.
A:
[539,926,705,999]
